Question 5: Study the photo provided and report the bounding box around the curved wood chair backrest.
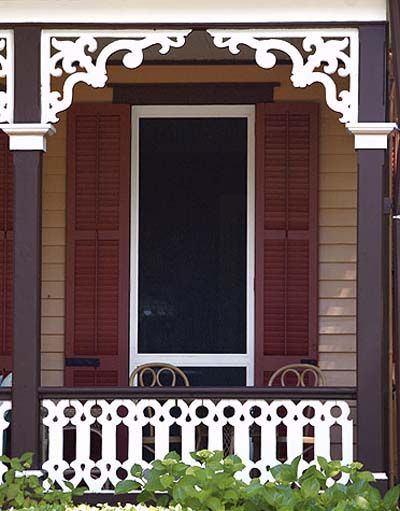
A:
[129,363,190,387]
[267,363,326,387]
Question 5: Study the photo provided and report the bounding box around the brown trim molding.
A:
[113,82,279,104]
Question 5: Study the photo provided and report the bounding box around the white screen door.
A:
[130,105,255,385]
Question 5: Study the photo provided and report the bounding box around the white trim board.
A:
[130,105,255,385]
[0,0,386,23]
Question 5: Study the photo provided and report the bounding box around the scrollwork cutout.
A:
[208,29,359,124]
[41,31,192,123]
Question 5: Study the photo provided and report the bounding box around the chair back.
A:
[267,363,325,387]
[129,363,190,387]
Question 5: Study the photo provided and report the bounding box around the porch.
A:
[0,11,395,496]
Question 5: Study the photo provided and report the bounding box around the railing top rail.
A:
[0,388,11,399]
[38,386,357,400]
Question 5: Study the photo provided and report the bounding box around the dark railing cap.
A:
[38,386,357,401]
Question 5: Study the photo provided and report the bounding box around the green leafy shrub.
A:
[14,507,174,511]
[0,452,84,510]
[116,450,400,511]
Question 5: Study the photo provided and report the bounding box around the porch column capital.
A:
[1,123,56,151]
[346,122,397,149]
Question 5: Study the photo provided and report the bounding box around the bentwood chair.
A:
[267,363,326,387]
[128,363,233,456]
[129,362,190,387]
[129,363,190,457]
[267,363,326,462]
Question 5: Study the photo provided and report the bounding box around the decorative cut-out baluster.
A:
[41,397,353,492]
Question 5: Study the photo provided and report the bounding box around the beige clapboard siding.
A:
[319,281,356,298]
[273,67,357,386]
[41,109,67,386]
[41,88,112,385]
[40,65,357,386]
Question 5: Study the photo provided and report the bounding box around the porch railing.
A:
[0,389,12,481]
[36,387,356,493]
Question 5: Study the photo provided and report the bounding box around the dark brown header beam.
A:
[113,83,279,105]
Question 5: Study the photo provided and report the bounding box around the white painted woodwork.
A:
[41,398,353,492]
[0,0,386,24]
[129,105,255,384]
[346,123,397,149]
[0,401,11,481]
[41,30,192,123]
[40,28,360,129]
[208,29,359,125]
[1,124,56,151]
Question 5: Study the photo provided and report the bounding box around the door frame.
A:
[129,105,255,384]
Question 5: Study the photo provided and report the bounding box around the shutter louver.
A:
[255,103,318,386]
[0,132,13,375]
[66,104,130,386]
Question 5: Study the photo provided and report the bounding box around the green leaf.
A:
[356,471,375,483]
[384,485,400,510]
[160,473,175,488]
[130,463,143,478]
[157,494,170,507]
[63,481,74,491]
[115,479,141,494]
[208,496,224,511]
[161,458,179,467]
[271,463,298,484]
[10,458,23,470]
[317,457,329,472]
[172,483,190,503]
[19,452,33,465]
[225,488,240,502]
[165,451,181,461]
[355,495,371,510]
[301,477,320,499]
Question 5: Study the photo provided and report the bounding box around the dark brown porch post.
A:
[11,27,42,466]
[357,24,389,485]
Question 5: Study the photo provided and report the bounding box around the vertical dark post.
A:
[389,0,400,484]
[11,28,42,465]
[357,24,388,484]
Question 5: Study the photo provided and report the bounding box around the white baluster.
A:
[177,400,198,464]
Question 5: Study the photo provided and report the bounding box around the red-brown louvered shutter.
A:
[66,104,130,386]
[255,103,318,386]
[0,132,13,376]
